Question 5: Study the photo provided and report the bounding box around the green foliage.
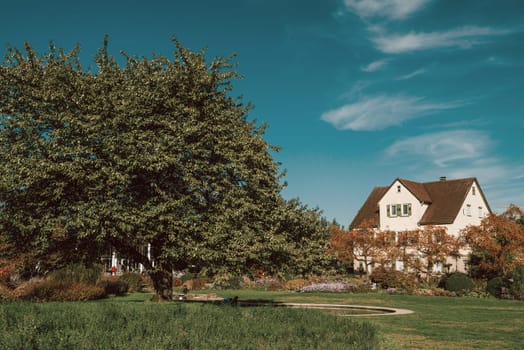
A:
[486,276,510,298]
[0,301,379,349]
[267,199,334,277]
[48,263,103,285]
[118,273,145,293]
[211,272,243,289]
[444,272,474,294]
[510,265,524,300]
[0,38,303,300]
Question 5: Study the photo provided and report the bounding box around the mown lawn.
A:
[217,290,524,349]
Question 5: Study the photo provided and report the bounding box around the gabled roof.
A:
[419,178,491,224]
[350,177,492,228]
[397,178,432,203]
[349,186,388,229]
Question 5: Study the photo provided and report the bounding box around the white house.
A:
[350,177,491,273]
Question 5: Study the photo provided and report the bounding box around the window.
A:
[388,203,411,217]
[389,204,398,217]
[402,203,412,216]
[466,204,472,217]
[478,206,483,218]
[397,185,401,193]
[472,186,476,195]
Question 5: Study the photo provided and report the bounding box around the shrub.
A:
[13,280,105,301]
[0,283,14,301]
[510,265,524,300]
[97,279,129,296]
[369,266,417,292]
[282,278,307,291]
[212,273,242,289]
[486,277,510,299]
[118,273,144,292]
[48,263,103,285]
[173,277,184,287]
[299,282,357,293]
[254,276,282,291]
[185,278,210,290]
[444,273,474,295]
[180,273,195,282]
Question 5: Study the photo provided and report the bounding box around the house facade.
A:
[350,177,491,273]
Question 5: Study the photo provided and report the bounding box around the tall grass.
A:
[0,299,378,349]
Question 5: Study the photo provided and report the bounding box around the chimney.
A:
[440,176,447,181]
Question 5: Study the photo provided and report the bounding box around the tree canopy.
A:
[0,38,330,300]
[461,204,524,278]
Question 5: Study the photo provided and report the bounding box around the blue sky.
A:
[2,0,523,225]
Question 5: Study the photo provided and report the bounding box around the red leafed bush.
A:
[173,278,184,287]
[13,280,106,301]
[370,266,417,291]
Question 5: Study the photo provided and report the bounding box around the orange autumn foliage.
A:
[461,204,524,276]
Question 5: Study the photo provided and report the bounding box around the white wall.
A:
[378,180,425,232]
[445,182,489,237]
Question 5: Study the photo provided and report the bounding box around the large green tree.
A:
[0,38,290,300]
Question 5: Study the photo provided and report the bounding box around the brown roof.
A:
[349,186,388,229]
[350,177,492,228]
[398,178,432,203]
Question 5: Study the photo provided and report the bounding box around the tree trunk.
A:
[149,268,173,302]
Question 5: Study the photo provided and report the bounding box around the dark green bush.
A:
[510,265,524,300]
[97,279,129,296]
[444,273,474,294]
[118,273,144,292]
[48,263,103,285]
[486,277,510,298]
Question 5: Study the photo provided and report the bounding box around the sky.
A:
[2,0,523,225]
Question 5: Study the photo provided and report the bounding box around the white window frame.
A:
[466,204,472,217]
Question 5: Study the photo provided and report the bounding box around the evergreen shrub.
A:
[486,277,509,298]
[444,273,474,294]
[97,279,129,296]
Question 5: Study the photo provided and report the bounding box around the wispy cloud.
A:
[343,0,431,20]
[372,26,509,54]
[321,95,461,131]
[384,130,524,211]
[397,68,426,80]
[386,130,491,167]
[361,59,388,72]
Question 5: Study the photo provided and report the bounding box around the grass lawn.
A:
[1,290,522,349]
[216,289,524,349]
[0,293,378,350]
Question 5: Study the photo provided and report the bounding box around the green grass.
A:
[2,290,523,349]
[0,294,378,350]
[217,290,524,349]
